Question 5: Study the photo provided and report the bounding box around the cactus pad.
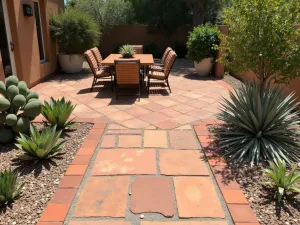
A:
[18,81,28,97]
[5,76,19,88]
[0,128,14,144]
[12,117,30,133]
[26,92,39,102]
[5,114,17,126]
[0,98,10,112]
[0,81,6,96]
[23,100,42,117]
[7,85,19,101]
[12,95,26,108]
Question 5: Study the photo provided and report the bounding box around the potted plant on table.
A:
[187,25,220,76]
[50,9,100,73]
[119,45,135,58]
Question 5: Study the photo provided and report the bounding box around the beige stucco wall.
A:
[6,0,63,88]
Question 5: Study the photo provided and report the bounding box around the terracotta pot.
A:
[58,54,84,73]
[194,57,214,76]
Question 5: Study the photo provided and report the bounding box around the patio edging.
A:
[193,119,260,225]
[32,117,107,225]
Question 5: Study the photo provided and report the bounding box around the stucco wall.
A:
[6,0,62,88]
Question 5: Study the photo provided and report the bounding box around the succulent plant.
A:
[42,97,76,130]
[0,170,24,206]
[0,75,42,144]
[15,124,65,160]
[216,81,300,166]
[119,44,135,58]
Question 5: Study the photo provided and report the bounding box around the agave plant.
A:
[42,97,76,130]
[15,124,65,160]
[262,160,300,203]
[0,170,24,206]
[217,81,300,166]
[119,44,135,58]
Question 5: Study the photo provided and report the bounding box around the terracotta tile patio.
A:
[35,60,239,225]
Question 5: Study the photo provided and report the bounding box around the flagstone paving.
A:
[35,60,236,225]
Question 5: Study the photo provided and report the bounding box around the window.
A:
[34,1,46,62]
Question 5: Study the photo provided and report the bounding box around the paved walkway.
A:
[35,60,235,225]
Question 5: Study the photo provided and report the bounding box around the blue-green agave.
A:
[15,124,65,160]
[217,81,300,166]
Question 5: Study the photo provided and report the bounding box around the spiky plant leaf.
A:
[0,170,24,206]
[15,124,65,160]
[262,159,300,203]
[216,81,300,166]
[41,97,76,130]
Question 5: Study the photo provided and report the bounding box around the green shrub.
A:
[0,170,24,206]
[263,160,300,203]
[50,8,100,54]
[42,97,76,130]
[187,25,220,63]
[15,124,65,160]
[144,43,162,58]
[0,75,42,144]
[216,81,300,166]
[119,44,135,58]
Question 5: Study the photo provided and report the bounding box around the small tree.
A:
[220,0,300,91]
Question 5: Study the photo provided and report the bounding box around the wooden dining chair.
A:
[131,45,143,54]
[154,47,172,66]
[84,50,113,92]
[147,50,177,94]
[114,59,141,101]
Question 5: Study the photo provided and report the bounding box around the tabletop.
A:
[101,54,154,66]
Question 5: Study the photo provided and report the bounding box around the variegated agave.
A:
[0,170,24,206]
[217,81,300,166]
[15,124,65,160]
[42,97,76,130]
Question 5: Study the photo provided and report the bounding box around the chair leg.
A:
[111,75,114,92]
[90,77,96,92]
[166,79,172,93]
[147,77,150,95]
[138,84,141,102]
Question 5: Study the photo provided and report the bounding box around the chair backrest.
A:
[162,47,172,64]
[114,59,140,85]
[84,50,98,76]
[131,45,143,54]
[164,50,177,76]
[91,47,103,68]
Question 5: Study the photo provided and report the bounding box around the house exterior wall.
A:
[4,0,63,88]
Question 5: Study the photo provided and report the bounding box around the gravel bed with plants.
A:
[222,73,244,89]
[0,123,92,225]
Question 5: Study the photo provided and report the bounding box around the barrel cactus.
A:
[0,75,42,144]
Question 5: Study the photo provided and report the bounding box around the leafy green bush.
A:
[263,160,300,203]
[0,75,42,144]
[15,125,65,160]
[0,170,24,206]
[119,44,135,58]
[187,25,220,63]
[42,97,76,130]
[50,8,100,54]
[144,43,162,58]
[216,81,300,166]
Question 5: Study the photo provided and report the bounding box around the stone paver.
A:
[69,222,130,225]
[174,177,225,218]
[169,131,199,149]
[73,177,130,218]
[130,177,174,217]
[118,135,142,148]
[144,130,168,148]
[141,222,228,225]
[159,150,209,175]
[91,149,156,175]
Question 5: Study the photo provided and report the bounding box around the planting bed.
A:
[208,125,300,225]
[0,123,92,225]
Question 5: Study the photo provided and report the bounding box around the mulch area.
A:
[0,123,92,225]
[208,125,300,225]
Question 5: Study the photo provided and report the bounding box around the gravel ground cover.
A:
[208,125,300,225]
[0,123,92,225]
[222,74,244,89]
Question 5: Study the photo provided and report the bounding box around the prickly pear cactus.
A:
[0,75,42,144]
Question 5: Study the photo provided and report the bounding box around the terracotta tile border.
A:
[32,117,107,223]
[193,119,260,225]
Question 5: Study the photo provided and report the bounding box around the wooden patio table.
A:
[101,54,154,66]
